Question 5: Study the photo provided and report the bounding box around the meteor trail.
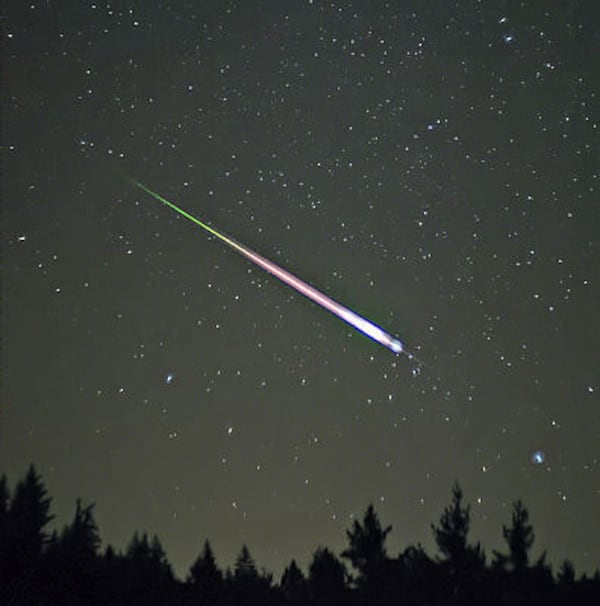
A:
[129,179,415,358]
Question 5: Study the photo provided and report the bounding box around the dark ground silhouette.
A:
[1,465,598,605]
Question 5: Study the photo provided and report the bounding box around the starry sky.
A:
[2,0,598,579]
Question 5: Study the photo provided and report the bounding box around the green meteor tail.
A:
[127,178,228,243]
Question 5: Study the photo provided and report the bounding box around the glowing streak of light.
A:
[129,179,414,358]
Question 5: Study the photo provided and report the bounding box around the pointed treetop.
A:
[493,499,536,572]
[10,464,54,558]
[235,544,257,578]
[431,482,484,568]
[341,503,392,581]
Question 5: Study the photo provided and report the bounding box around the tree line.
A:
[1,465,598,605]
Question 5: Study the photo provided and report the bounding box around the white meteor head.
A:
[389,338,404,354]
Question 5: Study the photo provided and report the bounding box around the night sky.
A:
[2,1,598,580]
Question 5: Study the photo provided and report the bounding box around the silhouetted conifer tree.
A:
[341,503,391,584]
[230,544,274,606]
[2,465,54,603]
[558,560,575,585]
[235,544,257,579]
[9,464,54,562]
[280,559,308,605]
[431,483,486,604]
[308,546,347,606]
[126,531,172,575]
[491,500,557,605]
[341,504,393,605]
[558,559,575,585]
[188,539,223,605]
[432,483,484,566]
[42,499,101,604]
[61,499,101,556]
[120,531,175,605]
[493,500,535,573]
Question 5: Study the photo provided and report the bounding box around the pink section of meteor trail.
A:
[228,236,403,352]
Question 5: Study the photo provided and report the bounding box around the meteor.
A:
[129,179,416,359]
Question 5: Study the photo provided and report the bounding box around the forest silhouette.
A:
[1,465,598,605]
